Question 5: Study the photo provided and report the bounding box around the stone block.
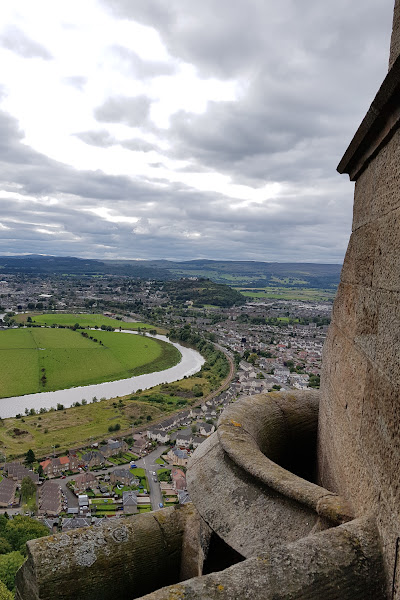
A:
[373,206,400,291]
[375,294,400,381]
[341,223,377,287]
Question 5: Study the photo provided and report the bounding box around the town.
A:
[0,272,332,530]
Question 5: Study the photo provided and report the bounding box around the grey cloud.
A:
[74,129,157,152]
[120,139,158,152]
[102,0,392,79]
[0,25,52,60]
[94,95,152,127]
[110,45,176,78]
[74,130,116,148]
[63,76,87,90]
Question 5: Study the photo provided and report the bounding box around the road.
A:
[0,445,171,516]
[57,445,170,511]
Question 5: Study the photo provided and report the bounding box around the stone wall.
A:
[319,18,400,595]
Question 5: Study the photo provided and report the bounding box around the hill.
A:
[163,278,246,307]
[0,255,341,289]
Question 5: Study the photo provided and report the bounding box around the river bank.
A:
[0,331,204,418]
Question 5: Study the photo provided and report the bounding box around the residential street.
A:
[56,444,170,511]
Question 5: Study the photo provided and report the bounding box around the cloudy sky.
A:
[0,0,394,263]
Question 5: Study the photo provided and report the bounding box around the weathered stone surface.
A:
[15,506,190,600]
[188,391,353,560]
[340,223,377,287]
[353,129,400,230]
[138,518,385,600]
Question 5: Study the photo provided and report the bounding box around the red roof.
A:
[59,456,69,465]
[40,460,51,469]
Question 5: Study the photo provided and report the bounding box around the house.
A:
[5,462,39,484]
[122,491,138,515]
[192,436,204,449]
[68,452,80,472]
[101,439,128,458]
[62,518,91,531]
[74,472,97,494]
[38,481,62,516]
[171,468,186,491]
[167,447,189,467]
[81,451,106,469]
[40,456,70,477]
[132,434,149,455]
[158,416,178,431]
[0,478,17,507]
[110,469,139,487]
[147,428,170,444]
[175,433,192,449]
[176,410,191,426]
[198,423,215,437]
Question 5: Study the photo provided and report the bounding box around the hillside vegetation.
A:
[163,278,245,307]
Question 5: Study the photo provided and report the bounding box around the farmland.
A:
[15,313,155,330]
[236,286,337,301]
[0,328,181,398]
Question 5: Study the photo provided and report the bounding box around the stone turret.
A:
[15,2,400,599]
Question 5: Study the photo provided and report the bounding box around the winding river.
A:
[0,330,204,418]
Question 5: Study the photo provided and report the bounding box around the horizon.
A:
[0,253,343,266]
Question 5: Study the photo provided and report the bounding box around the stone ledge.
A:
[337,52,400,181]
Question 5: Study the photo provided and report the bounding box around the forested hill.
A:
[145,259,342,289]
[0,255,341,289]
[163,278,246,307]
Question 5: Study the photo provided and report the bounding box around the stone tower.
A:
[15,2,400,599]
[319,0,400,594]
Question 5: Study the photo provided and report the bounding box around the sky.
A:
[0,0,394,263]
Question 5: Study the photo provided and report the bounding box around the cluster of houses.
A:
[0,463,40,508]
[39,438,129,478]
[146,392,235,449]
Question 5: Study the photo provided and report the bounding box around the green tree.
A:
[0,551,25,592]
[0,540,11,556]
[2,516,48,556]
[0,579,13,599]
[24,449,35,466]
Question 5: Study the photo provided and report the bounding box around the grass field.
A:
[0,328,181,398]
[0,397,166,457]
[236,286,337,301]
[15,313,155,330]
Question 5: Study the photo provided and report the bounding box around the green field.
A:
[236,287,337,301]
[15,313,154,330]
[0,328,181,398]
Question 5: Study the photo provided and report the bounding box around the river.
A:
[0,330,204,418]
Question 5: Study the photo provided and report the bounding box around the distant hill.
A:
[0,255,341,289]
[0,255,169,279]
[143,259,342,289]
[163,278,246,307]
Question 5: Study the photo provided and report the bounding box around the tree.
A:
[0,578,14,599]
[24,449,35,466]
[248,353,258,366]
[0,551,25,591]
